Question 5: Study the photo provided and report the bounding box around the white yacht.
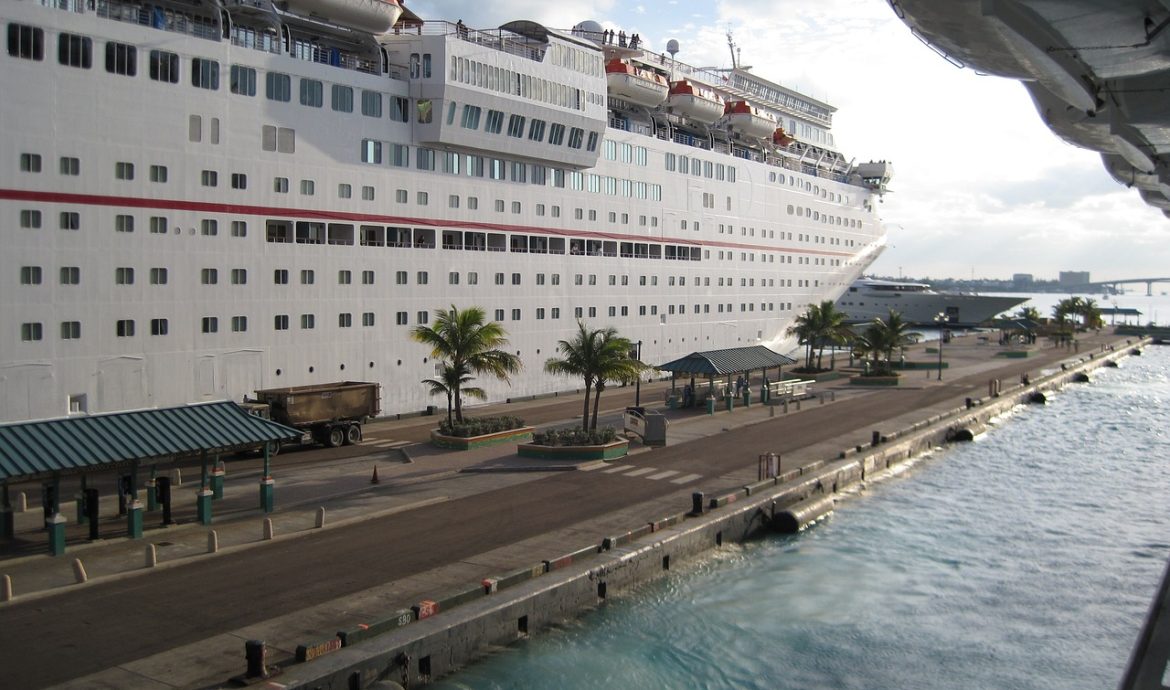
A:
[836,279,1026,326]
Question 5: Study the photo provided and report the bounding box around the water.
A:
[436,345,1170,690]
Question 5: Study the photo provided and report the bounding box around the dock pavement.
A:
[0,330,1143,689]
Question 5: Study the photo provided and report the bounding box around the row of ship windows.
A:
[768,170,852,206]
[14,207,847,267]
[18,301,799,342]
[20,264,821,290]
[449,55,599,112]
[6,23,420,121]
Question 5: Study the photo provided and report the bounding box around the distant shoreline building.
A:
[1012,273,1034,290]
[1059,271,1091,288]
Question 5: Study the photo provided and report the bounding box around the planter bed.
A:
[517,439,630,461]
[849,375,901,387]
[430,426,534,450]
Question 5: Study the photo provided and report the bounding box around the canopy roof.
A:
[656,346,796,376]
[0,402,300,483]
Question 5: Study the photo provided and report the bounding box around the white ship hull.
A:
[0,2,889,421]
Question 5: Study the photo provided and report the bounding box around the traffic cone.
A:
[370,465,379,484]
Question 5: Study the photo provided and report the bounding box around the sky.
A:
[409,0,1164,282]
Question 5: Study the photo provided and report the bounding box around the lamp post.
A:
[635,340,643,406]
[934,312,946,381]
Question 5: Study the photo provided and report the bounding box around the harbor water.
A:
[437,333,1170,689]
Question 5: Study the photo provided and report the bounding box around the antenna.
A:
[727,30,737,69]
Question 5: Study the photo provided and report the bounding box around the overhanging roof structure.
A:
[656,345,796,376]
[0,402,301,483]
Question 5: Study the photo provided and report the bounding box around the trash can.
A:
[705,396,716,415]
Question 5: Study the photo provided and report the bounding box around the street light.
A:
[933,311,946,381]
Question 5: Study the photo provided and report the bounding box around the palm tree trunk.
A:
[454,391,463,423]
[446,392,453,426]
[581,382,592,431]
[591,385,604,431]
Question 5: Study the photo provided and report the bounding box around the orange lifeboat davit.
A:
[282,0,403,35]
[605,59,669,107]
[666,80,725,124]
[719,100,776,139]
[772,127,795,147]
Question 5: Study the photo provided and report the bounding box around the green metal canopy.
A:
[0,401,301,483]
[655,346,796,376]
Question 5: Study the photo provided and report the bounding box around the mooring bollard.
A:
[315,507,326,529]
[1,574,11,602]
[262,518,274,540]
[691,491,705,514]
[72,558,87,584]
[872,430,881,447]
[207,530,218,554]
[245,639,268,679]
[18,492,26,513]
[145,544,157,568]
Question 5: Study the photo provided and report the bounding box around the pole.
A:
[634,340,642,407]
[938,329,944,381]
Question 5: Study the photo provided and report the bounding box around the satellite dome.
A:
[666,39,680,56]
[572,20,604,45]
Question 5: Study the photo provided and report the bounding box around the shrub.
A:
[439,415,525,438]
[531,426,619,447]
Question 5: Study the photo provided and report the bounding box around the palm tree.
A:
[855,310,920,375]
[545,321,599,431]
[545,322,645,431]
[421,362,484,427]
[1015,305,1042,322]
[410,305,521,423]
[588,328,644,430]
[787,304,820,371]
[813,300,851,370]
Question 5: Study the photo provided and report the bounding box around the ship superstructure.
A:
[1,0,892,421]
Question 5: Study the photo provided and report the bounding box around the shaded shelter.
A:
[656,345,796,405]
[0,401,299,553]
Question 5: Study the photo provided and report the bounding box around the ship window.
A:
[512,309,520,321]
[587,132,599,152]
[232,316,247,332]
[362,312,375,327]
[461,105,482,130]
[229,268,246,285]
[149,50,179,83]
[201,170,218,187]
[485,109,504,134]
[548,123,565,146]
[568,127,584,149]
[300,314,315,329]
[20,266,41,285]
[60,266,80,285]
[416,311,428,324]
[115,161,134,180]
[8,24,44,61]
[115,267,134,285]
[332,85,353,112]
[507,114,525,137]
[104,41,135,76]
[338,313,352,328]
[20,153,41,173]
[191,57,219,90]
[300,269,315,284]
[148,318,167,336]
[116,319,135,337]
[299,78,323,107]
[273,269,288,284]
[148,164,166,182]
[361,139,383,164]
[396,312,408,325]
[150,267,168,285]
[396,271,407,285]
[201,317,219,334]
[58,33,91,69]
[300,179,315,196]
[230,65,255,96]
[494,309,505,321]
[391,96,409,122]
[266,72,291,101]
[60,321,80,340]
[21,323,43,341]
[528,119,545,142]
[201,268,218,285]
[115,215,134,233]
[232,173,247,190]
[361,90,382,117]
[391,144,409,167]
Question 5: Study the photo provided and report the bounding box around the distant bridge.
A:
[1066,278,1170,297]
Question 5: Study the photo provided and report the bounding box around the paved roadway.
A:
[0,336,1125,688]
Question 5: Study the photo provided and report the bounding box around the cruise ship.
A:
[0,0,892,422]
[835,279,1026,327]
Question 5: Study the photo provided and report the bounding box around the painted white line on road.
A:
[624,467,657,477]
[647,470,679,481]
[578,462,608,472]
[602,464,633,474]
[670,473,702,485]
[371,441,400,448]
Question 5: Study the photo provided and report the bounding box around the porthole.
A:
[309,366,314,373]
[275,368,282,376]
[340,363,346,370]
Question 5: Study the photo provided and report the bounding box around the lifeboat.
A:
[772,127,795,147]
[666,80,725,124]
[281,0,403,35]
[605,60,669,107]
[719,100,776,139]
